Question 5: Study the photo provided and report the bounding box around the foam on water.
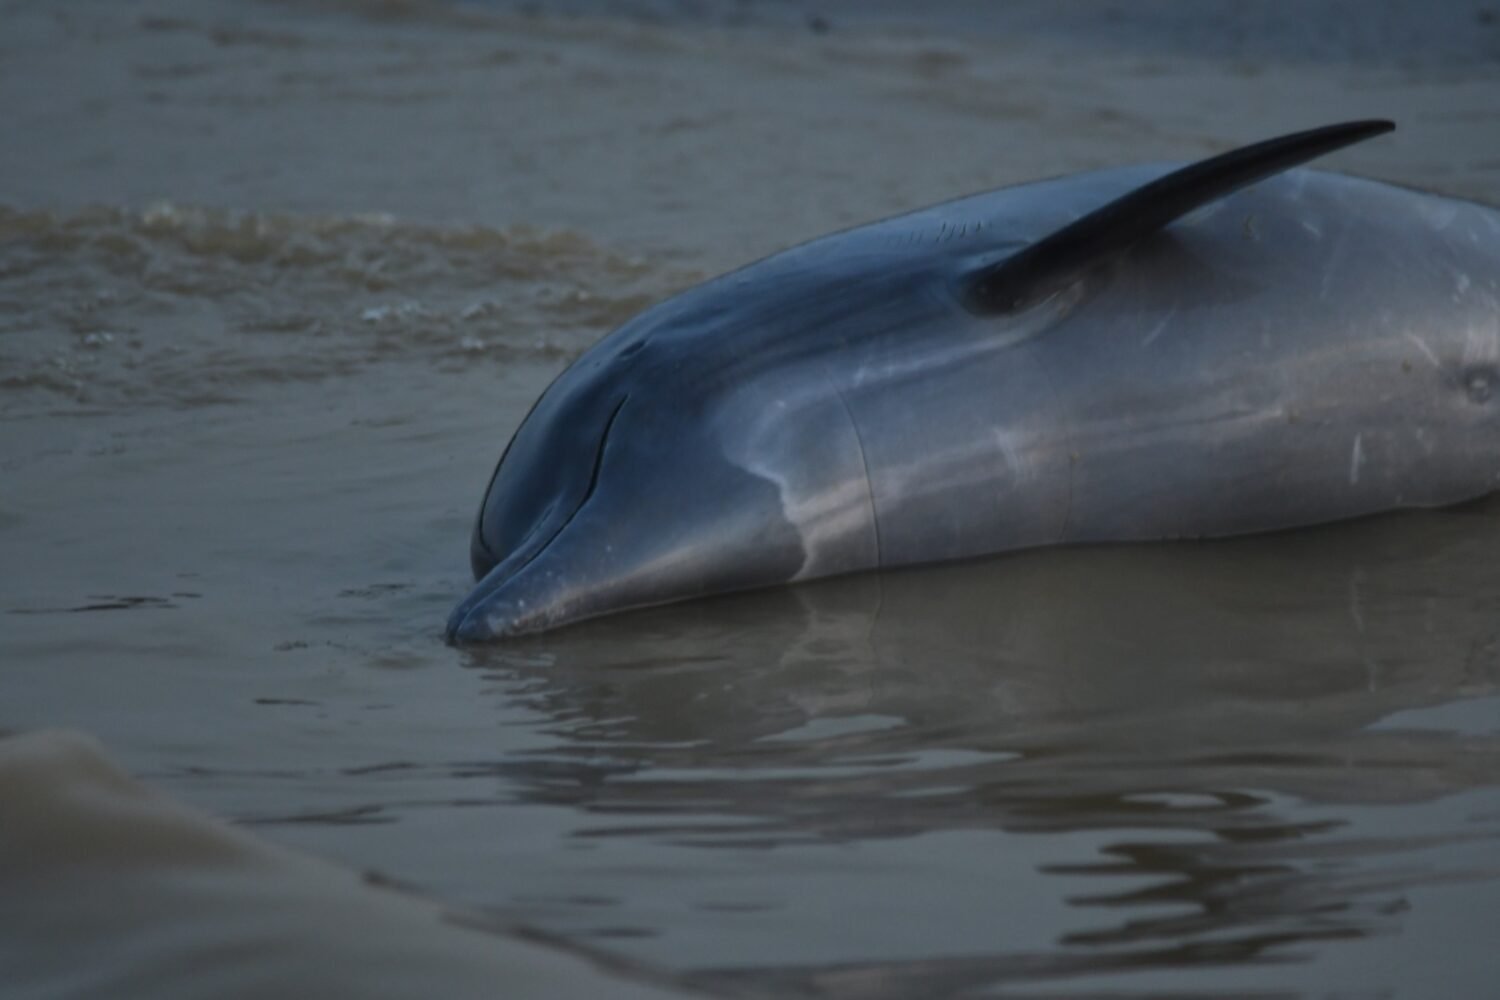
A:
[0,203,693,412]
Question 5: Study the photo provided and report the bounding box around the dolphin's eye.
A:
[1464,366,1497,405]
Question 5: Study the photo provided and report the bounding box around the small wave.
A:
[0,203,697,412]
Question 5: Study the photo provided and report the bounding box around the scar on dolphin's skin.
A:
[449,121,1500,641]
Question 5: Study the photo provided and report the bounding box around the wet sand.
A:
[3,0,1500,996]
[0,730,694,999]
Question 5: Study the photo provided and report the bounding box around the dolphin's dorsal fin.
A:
[965,119,1395,313]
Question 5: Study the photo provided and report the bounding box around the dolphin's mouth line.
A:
[509,393,630,583]
[447,394,630,639]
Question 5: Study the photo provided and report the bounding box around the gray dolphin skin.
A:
[447,120,1500,642]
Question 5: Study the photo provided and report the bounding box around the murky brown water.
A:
[4,1,1500,996]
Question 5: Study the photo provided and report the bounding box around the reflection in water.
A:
[463,505,1500,996]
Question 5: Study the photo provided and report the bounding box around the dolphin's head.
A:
[445,315,872,642]
[444,250,944,642]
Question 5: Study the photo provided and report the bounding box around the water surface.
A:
[3,1,1499,996]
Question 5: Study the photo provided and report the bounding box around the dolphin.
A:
[447,120,1500,642]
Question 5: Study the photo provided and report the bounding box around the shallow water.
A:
[4,1,1500,996]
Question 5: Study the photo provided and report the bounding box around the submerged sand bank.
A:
[0,730,696,999]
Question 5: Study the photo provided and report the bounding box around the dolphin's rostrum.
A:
[448,121,1500,641]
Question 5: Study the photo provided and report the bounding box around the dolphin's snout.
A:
[445,543,570,643]
[445,585,533,643]
[445,567,531,643]
[445,606,495,644]
[444,567,507,643]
